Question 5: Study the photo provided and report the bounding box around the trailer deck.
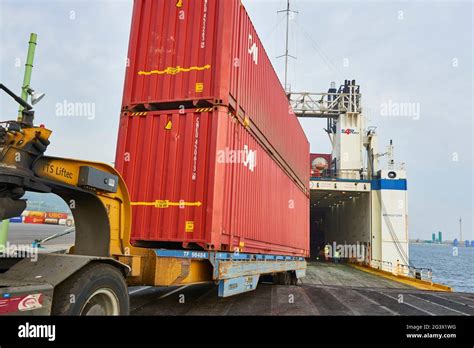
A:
[153,249,306,297]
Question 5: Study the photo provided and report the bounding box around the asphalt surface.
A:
[6,224,74,246]
[5,224,474,315]
[129,264,474,316]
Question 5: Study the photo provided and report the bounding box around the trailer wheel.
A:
[52,263,129,316]
[273,272,292,285]
[290,271,299,285]
[283,272,292,285]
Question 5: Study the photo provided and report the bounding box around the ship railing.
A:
[397,263,433,281]
[310,169,369,181]
[310,169,337,180]
[369,259,393,273]
[289,91,362,118]
[368,259,433,282]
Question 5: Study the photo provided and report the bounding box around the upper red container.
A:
[122,0,308,187]
[115,108,309,257]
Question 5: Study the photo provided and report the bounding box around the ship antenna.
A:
[277,0,298,93]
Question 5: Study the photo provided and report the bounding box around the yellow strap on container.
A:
[138,64,211,76]
[131,200,202,208]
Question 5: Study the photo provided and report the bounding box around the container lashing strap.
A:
[131,200,202,208]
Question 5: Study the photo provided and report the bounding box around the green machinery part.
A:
[0,33,38,250]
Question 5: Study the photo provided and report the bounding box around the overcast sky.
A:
[0,0,472,241]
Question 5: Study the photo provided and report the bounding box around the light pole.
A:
[0,33,38,250]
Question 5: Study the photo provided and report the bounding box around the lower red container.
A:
[23,216,45,224]
[115,107,309,256]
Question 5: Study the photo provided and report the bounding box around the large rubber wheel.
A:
[273,272,292,285]
[283,272,292,285]
[51,263,129,316]
[290,271,299,285]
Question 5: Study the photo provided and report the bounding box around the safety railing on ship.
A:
[368,259,433,282]
[369,259,393,273]
[397,263,433,282]
[310,169,369,181]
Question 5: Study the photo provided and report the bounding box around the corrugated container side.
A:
[230,4,309,185]
[115,108,309,256]
[121,0,309,187]
[220,112,309,255]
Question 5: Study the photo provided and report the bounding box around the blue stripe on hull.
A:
[371,179,407,191]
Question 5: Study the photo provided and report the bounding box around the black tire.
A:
[51,262,129,316]
[283,272,292,285]
[273,272,292,285]
[290,271,298,286]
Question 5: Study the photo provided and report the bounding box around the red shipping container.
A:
[23,216,45,224]
[115,108,309,256]
[27,211,45,218]
[122,0,308,187]
[45,212,68,220]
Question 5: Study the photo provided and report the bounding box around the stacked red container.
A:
[116,0,310,256]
